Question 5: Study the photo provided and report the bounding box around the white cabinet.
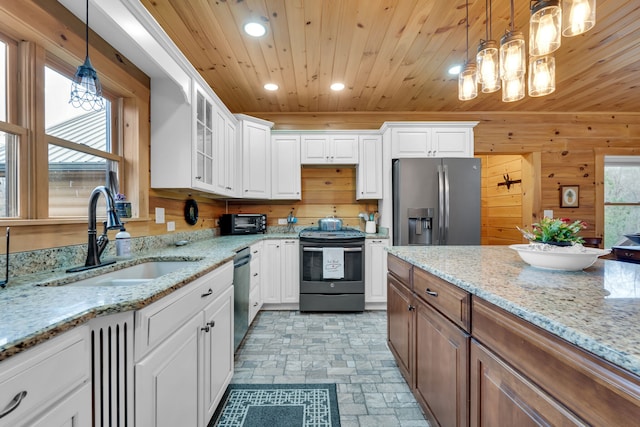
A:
[262,239,300,307]
[271,134,302,199]
[0,326,91,427]
[388,122,477,158]
[301,134,359,164]
[365,238,389,307]
[135,262,234,427]
[238,115,273,199]
[151,79,239,197]
[249,242,263,324]
[357,134,383,199]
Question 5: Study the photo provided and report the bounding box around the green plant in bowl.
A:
[519,217,587,245]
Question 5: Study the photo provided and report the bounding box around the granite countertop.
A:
[0,232,298,361]
[386,245,640,377]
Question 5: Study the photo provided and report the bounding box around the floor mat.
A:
[210,383,341,427]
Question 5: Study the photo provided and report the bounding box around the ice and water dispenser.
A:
[407,208,433,245]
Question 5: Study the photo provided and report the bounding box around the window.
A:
[45,66,121,217]
[0,36,20,218]
[603,155,640,248]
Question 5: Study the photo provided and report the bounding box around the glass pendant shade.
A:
[502,75,525,102]
[477,40,499,84]
[528,55,556,97]
[70,56,105,111]
[500,31,526,80]
[529,1,562,56]
[458,63,478,101]
[562,0,596,36]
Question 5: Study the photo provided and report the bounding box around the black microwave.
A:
[219,214,267,235]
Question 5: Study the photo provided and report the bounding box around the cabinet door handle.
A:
[408,305,415,311]
[207,321,216,328]
[425,288,438,297]
[253,302,259,307]
[0,391,27,419]
[201,325,210,332]
[253,273,259,277]
[201,288,213,298]
[195,176,202,180]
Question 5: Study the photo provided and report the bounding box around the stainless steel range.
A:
[299,227,366,312]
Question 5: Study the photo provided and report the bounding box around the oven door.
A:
[300,240,364,294]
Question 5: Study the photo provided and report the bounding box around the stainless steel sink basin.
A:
[66,261,200,287]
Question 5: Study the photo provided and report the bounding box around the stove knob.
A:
[330,283,335,288]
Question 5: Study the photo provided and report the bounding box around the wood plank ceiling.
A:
[140,0,640,114]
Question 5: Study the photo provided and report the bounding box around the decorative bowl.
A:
[509,244,611,271]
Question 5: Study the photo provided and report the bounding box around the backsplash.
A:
[0,229,216,278]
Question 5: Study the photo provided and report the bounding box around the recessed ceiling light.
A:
[330,82,345,91]
[264,83,278,91]
[448,65,462,75]
[244,22,267,37]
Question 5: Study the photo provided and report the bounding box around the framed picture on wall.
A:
[560,185,579,208]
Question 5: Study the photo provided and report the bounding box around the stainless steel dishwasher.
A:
[233,247,252,351]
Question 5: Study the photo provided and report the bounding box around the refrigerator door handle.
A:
[443,164,450,244]
[438,164,445,244]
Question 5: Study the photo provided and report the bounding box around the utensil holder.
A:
[365,221,376,234]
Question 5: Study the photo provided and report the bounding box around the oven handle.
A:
[302,247,362,252]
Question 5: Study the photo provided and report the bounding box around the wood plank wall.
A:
[479,155,524,245]
[227,167,378,230]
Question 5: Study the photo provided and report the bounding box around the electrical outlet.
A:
[167,221,175,231]
[278,218,287,225]
[155,207,165,224]
[543,209,553,218]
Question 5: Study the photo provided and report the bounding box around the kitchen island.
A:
[386,245,640,426]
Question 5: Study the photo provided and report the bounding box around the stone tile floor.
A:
[232,310,430,427]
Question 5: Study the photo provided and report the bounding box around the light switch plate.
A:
[155,207,165,224]
[278,218,287,225]
[167,221,175,231]
[543,209,553,218]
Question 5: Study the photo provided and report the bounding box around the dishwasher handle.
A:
[234,255,251,268]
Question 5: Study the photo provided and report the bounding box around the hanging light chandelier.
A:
[562,0,596,36]
[529,1,562,56]
[476,0,500,93]
[458,0,478,101]
[500,0,525,102]
[70,0,105,112]
[528,55,556,96]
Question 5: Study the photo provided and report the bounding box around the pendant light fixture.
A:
[70,0,105,112]
[458,0,478,101]
[529,1,562,56]
[500,0,525,102]
[562,0,596,36]
[476,0,500,93]
[528,55,556,96]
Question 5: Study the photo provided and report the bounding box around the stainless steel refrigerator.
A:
[392,158,481,246]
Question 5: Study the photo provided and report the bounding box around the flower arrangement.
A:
[519,217,587,245]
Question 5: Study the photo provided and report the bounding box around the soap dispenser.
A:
[115,225,132,258]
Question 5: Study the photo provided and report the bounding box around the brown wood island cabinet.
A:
[387,253,640,427]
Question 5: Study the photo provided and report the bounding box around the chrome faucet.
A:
[67,186,123,273]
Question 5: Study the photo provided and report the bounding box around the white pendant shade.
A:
[458,63,478,101]
[500,32,526,80]
[562,0,596,36]
[502,75,525,102]
[528,55,556,97]
[529,1,562,56]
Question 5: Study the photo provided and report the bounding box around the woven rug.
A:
[210,383,341,427]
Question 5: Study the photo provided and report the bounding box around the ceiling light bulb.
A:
[500,32,526,80]
[502,75,525,102]
[244,22,267,37]
[448,65,462,75]
[330,82,345,91]
[529,1,561,56]
[458,63,478,101]
[562,0,595,37]
[263,83,278,91]
[528,55,556,97]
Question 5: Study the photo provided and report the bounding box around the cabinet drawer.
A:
[387,254,412,289]
[0,326,90,427]
[135,261,234,360]
[413,267,470,332]
[249,286,262,325]
[250,258,260,290]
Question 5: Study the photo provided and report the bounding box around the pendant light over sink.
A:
[69,0,104,112]
[458,0,477,101]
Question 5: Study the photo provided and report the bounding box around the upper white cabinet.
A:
[301,134,359,164]
[151,80,239,197]
[387,122,477,158]
[272,134,302,200]
[237,115,273,199]
[357,134,383,199]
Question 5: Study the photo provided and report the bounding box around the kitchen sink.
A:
[65,261,200,287]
